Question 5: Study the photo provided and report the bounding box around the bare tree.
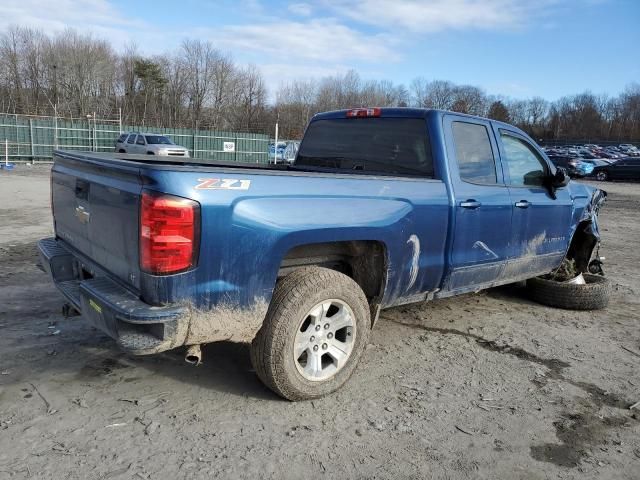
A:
[181,39,219,127]
[0,25,638,143]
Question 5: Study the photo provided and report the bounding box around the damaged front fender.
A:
[566,188,607,273]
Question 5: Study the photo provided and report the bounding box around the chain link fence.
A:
[0,113,270,163]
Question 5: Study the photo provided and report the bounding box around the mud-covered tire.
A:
[527,274,611,310]
[250,267,371,401]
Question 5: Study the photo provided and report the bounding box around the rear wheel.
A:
[595,170,609,181]
[251,267,370,400]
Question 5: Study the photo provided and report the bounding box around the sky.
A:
[1,0,639,101]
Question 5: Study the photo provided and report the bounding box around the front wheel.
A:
[251,267,371,400]
[595,171,609,181]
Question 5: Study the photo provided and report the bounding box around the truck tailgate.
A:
[51,156,142,289]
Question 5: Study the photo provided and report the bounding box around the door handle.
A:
[515,200,530,208]
[460,200,481,209]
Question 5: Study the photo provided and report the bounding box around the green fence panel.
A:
[0,113,269,163]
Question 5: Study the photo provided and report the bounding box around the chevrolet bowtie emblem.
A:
[75,205,90,224]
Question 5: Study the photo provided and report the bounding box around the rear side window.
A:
[500,133,548,187]
[136,136,145,145]
[127,135,136,144]
[296,118,433,177]
[452,122,497,184]
[117,134,127,143]
[145,135,172,145]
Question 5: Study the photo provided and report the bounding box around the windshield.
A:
[296,118,434,177]
[145,135,173,145]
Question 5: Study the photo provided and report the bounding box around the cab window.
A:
[452,122,497,184]
[500,133,548,187]
[296,118,434,177]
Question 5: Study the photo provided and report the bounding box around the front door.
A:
[444,115,513,292]
[494,128,573,276]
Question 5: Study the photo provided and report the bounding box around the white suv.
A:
[115,133,190,157]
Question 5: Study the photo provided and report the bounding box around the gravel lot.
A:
[0,165,639,479]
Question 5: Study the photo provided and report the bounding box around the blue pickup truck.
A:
[39,108,608,400]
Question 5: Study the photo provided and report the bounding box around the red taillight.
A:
[346,107,381,118]
[140,191,200,275]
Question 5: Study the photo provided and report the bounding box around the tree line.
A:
[1,26,638,142]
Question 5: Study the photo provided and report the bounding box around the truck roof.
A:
[312,107,494,123]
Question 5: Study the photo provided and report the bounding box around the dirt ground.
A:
[0,165,638,480]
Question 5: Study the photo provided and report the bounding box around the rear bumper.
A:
[38,237,188,355]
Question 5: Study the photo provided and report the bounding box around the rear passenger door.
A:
[495,129,573,276]
[444,115,512,292]
[136,135,148,154]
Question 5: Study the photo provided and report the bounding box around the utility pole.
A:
[93,112,97,152]
[274,121,279,164]
[53,64,58,108]
[54,104,58,149]
[273,110,280,164]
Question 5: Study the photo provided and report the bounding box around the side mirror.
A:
[544,167,570,199]
[552,167,570,188]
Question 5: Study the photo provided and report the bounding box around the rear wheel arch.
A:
[277,240,388,326]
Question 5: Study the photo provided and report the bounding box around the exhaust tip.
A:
[185,344,202,366]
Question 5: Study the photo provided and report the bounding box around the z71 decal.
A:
[195,178,251,190]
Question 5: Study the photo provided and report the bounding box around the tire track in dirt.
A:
[385,318,639,468]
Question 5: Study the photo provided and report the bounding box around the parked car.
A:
[578,150,599,160]
[547,155,594,177]
[619,145,640,156]
[591,157,640,181]
[597,150,618,159]
[115,132,189,157]
[581,159,611,169]
[40,108,608,400]
[282,141,300,164]
[269,142,287,162]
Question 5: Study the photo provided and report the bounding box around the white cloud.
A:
[0,0,167,50]
[0,1,401,65]
[211,19,400,63]
[288,3,314,16]
[324,0,558,33]
[259,62,350,100]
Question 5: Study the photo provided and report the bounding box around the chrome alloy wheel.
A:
[293,299,356,381]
